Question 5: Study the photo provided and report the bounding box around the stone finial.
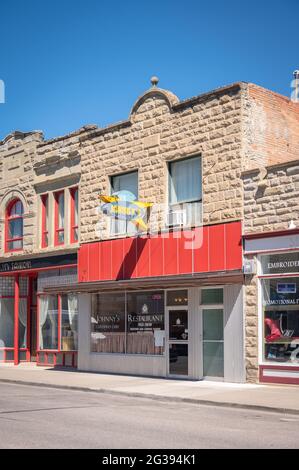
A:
[150,76,159,87]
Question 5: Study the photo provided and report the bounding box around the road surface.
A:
[0,382,298,449]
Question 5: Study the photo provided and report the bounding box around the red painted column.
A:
[14,274,19,366]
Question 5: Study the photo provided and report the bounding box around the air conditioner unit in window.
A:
[166,209,187,227]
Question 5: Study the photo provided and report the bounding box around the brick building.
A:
[0,78,298,383]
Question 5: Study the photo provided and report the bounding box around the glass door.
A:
[167,308,189,376]
[200,288,224,379]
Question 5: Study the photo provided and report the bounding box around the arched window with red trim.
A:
[6,199,24,251]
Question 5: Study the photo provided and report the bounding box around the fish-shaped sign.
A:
[99,190,152,231]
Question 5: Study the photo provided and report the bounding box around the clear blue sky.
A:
[0,0,298,140]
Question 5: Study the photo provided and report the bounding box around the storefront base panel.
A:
[37,351,77,368]
[259,365,299,385]
[78,354,166,378]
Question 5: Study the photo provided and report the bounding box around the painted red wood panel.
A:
[99,240,112,280]
[209,224,225,272]
[149,236,163,277]
[193,226,209,273]
[88,243,100,281]
[225,221,242,270]
[177,229,193,274]
[123,237,137,279]
[163,232,178,276]
[78,244,88,282]
[111,238,124,280]
[135,236,150,278]
[78,221,243,283]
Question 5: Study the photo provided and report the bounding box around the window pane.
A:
[203,309,224,341]
[19,299,27,348]
[203,342,224,377]
[8,239,23,250]
[111,172,138,235]
[8,218,23,239]
[10,200,23,216]
[58,193,64,229]
[167,290,188,306]
[91,293,125,353]
[74,189,78,226]
[169,343,188,375]
[127,291,164,355]
[0,299,14,348]
[169,310,188,341]
[261,252,299,275]
[201,288,223,305]
[39,295,58,350]
[61,294,78,351]
[262,278,299,364]
[169,157,201,204]
[58,231,64,244]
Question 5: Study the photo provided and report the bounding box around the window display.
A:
[262,277,299,364]
[61,294,78,351]
[91,293,126,353]
[39,295,58,350]
[90,291,165,355]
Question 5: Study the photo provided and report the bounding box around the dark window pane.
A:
[169,343,188,375]
[167,290,188,306]
[201,288,223,305]
[8,219,23,239]
[91,293,125,353]
[127,291,164,355]
[169,310,188,341]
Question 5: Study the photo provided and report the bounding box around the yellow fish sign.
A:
[99,190,152,231]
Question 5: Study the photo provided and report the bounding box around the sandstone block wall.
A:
[79,84,244,243]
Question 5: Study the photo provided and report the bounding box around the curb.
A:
[0,378,298,416]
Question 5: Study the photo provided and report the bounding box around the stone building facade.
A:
[243,160,299,384]
[0,78,298,383]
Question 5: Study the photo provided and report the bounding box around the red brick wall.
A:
[247,84,299,167]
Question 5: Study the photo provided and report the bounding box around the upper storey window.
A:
[110,171,138,236]
[70,187,79,243]
[54,191,65,246]
[168,156,202,227]
[6,199,24,251]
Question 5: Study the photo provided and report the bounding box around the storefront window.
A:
[91,293,126,353]
[90,291,165,355]
[127,292,164,355]
[262,277,299,364]
[0,277,28,349]
[0,298,14,348]
[261,252,299,275]
[19,299,27,348]
[39,295,58,350]
[61,294,78,351]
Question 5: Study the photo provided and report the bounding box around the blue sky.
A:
[0,0,298,140]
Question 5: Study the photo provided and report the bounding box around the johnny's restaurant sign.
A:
[0,253,77,273]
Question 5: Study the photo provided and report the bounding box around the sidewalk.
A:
[0,363,298,415]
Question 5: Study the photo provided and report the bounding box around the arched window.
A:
[6,199,24,251]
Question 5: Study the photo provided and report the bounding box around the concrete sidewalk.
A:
[0,363,298,415]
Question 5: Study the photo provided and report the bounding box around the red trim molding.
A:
[259,365,299,385]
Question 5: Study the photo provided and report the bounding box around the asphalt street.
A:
[0,382,298,449]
